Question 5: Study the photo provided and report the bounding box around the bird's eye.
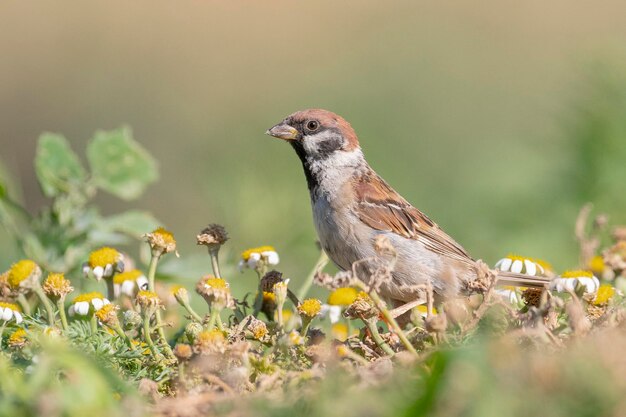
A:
[306,120,320,131]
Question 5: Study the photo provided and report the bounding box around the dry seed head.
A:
[273,279,290,306]
[197,276,234,309]
[144,227,178,255]
[95,303,120,326]
[522,288,543,308]
[43,273,74,299]
[172,286,190,305]
[173,343,193,361]
[344,291,377,319]
[247,317,268,340]
[613,226,626,242]
[136,290,162,309]
[8,259,41,290]
[196,224,229,248]
[298,298,322,318]
[260,270,284,292]
[194,329,227,354]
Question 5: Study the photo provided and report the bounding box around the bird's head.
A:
[266,109,360,160]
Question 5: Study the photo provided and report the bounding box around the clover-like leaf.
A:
[35,133,86,197]
[87,127,158,200]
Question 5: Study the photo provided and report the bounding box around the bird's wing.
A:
[352,171,473,263]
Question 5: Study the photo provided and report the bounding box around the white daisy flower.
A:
[494,254,551,276]
[82,247,124,281]
[551,270,600,295]
[239,246,280,271]
[113,269,148,298]
[0,302,23,324]
[320,304,343,323]
[68,292,110,317]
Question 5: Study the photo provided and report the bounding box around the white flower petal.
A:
[537,263,545,275]
[103,263,113,277]
[249,252,261,262]
[93,266,104,281]
[2,308,12,321]
[136,276,148,289]
[103,298,110,305]
[82,264,91,277]
[76,301,90,316]
[499,258,513,272]
[328,306,342,323]
[114,283,121,298]
[14,312,23,324]
[265,251,280,265]
[565,279,578,292]
[92,298,104,311]
[247,258,258,270]
[121,280,136,296]
[511,260,523,274]
[524,260,537,276]
[68,305,75,317]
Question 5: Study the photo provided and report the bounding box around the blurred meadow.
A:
[2,1,626,281]
[2,2,626,417]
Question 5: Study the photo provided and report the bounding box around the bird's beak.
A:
[265,123,298,141]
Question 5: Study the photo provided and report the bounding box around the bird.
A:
[266,109,550,305]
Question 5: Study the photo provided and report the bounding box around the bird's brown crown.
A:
[287,109,360,151]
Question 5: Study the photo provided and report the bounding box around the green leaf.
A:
[35,133,86,197]
[87,127,158,200]
[103,210,161,239]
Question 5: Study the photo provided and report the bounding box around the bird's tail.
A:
[495,271,552,288]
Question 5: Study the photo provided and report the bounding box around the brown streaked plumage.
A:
[266,109,551,304]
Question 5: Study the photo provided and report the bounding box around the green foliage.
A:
[0,128,160,273]
[87,127,158,201]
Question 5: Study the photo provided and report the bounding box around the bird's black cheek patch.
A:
[315,137,344,158]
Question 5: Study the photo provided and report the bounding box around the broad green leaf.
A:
[35,133,86,197]
[87,127,158,200]
[103,210,161,239]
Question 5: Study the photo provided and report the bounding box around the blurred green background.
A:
[1,0,626,285]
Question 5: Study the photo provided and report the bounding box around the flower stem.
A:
[297,250,329,301]
[90,314,98,335]
[209,248,222,278]
[56,298,69,331]
[142,313,160,358]
[207,308,219,330]
[105,278,115,301]
[300,317,312,337]
[112,323,134,350]
[33,284,56,325]
[146,251,174,358]
[17,294,31,316]
[357,281,418,357]
[365,317,395,356]
[181,300,204,323]
[147,251,161,292]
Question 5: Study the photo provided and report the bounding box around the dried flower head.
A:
[144,227,178,256]
[43,273,74,299]
[522,288,543,307]
[247,317,268,340]
[172,285,190,306]
[0,301,23,324]
[113,269,148,297]
[83,247,124,281]
[0,271,10,298]
[327,287,358,306]
[260,270,284,292]
[273,279,290,306]
[8,328,28,349]
[69,292,110,316]
[136,290,162,310]
[612,226,626,242]
[185,322,203,342]
[314,270,354,290]
[173,343,193,361]
[593,284,616,306]
[8,259,42,290]
[194,329,227,354]
[95,303,120,326]
[196,224,229,248]
[298,298,322,318]
[196,275,234,309]
[123,310,142,329]
[344,291,377,319]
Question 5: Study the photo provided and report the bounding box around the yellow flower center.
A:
[73,292,106,303]
[169,284,185,295]
[0,301,21,312]
[44,273,66,289]
[205,277,229,290]
[241,246,275,261]
[560,270,593,279]
[137,290,159,300]
[196,329,225,344]
[88,247,120,267]
[331,323,349,341]
[95,303,118,321]
[263,291,276,303]
[588,256,605,273]
[298,298,322,317]
[327,287,358,306]
[8,328,27,345]
[416,305,438,314]
[593,284,615,305]
[113,269,143,284]
[8,259,38,287]
[154,227,175,242]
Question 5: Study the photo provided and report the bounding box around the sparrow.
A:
[266,109,550,303]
